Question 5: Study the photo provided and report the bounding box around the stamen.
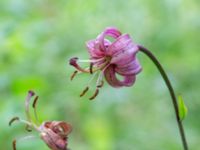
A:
[90,59,110,73]
[89,89,99,100]
[99,61,110,71]
[79,72,99,98]
[9,117,19,126]
[32,96,39,124]
[25,90,35,123]
[9,117,36,130]
[19,119,32,126]
[9,110,40,134]
[70,70,78,81]
[97,81,104,88]
[13,139,16,150]
[32,96,38,108]
[96,71,104,88]
[80,86,89,97]
[70,57,108,74]
[89,63,93,74]
[87,72,98,84]
[19,119,40,132]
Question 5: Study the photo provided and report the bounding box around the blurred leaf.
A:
[178,94,188,121]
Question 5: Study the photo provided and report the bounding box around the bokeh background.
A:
[0,0,199,149]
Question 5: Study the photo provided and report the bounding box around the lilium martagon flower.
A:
[69,27,189,150]
[9,90,72,150]
[69,27,142,100]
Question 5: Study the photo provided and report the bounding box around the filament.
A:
[25,91,35,123]
[96,72,104,87]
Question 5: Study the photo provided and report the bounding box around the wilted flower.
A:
[69,27,142,100]
[9,90,72,150]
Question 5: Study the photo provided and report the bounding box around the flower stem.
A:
[138,45,188,150]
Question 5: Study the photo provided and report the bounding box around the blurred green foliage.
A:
[0,0,200,149]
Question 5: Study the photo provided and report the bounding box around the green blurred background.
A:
[0,0,199,149]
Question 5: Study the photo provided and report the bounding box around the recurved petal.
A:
[108,34,139,64]
[107,34,131,55]
[97,27,122,51]
[42,121,72,138]
[51,121,73,137]
[104,65,136,88]
[99,27,122,39]
[111,45,139,65]
[115,58,142,76]
[86,40,105,58]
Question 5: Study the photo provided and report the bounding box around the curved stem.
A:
[138,45,188,150]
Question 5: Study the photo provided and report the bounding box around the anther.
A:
[97,80,104,88]
[9,117,19,126]
[25,125,32,132]
[80,86,89,97]
[89,63,93,74]
[32,96,39,108]
[89,89,99,100]
[12,139,16,150]
[70,70,78,81]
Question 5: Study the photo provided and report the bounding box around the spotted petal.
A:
[115,58,142,76]
[40,121,72,150]
[41,128,67,150]
[109,34,139,65]
[86,40,105,58]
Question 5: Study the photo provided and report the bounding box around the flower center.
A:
[69,55,111,74]
[69,55,112,100]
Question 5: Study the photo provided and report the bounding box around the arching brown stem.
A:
[138,45,188,150]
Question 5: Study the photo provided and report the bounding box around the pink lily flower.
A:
[9,91,72,150]
[69,27,142,100]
